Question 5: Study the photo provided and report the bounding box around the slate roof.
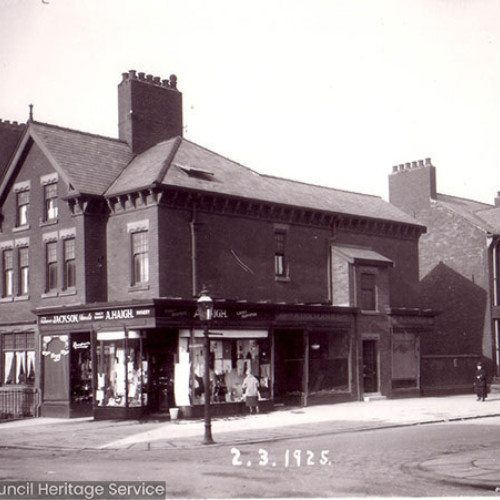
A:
[106,137,423,226]
[435,193,499,234]
[1,120,424,227]
[29,122,133,196]
[0,121,25,184]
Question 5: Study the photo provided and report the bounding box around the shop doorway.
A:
[362,339,379,393]
[147,331,177,413]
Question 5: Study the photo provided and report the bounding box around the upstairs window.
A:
[131,231,149,285]
[18,247,29,296]
[44,183,58,221]
[2,249,13,297]
[360,272,377,311]
[16,191,29,227]
[46,241,58,292]
[274,230,287,278]
[63,238,76,289]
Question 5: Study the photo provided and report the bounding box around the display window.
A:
[309,330,350,395]
[176,330,270,405]
[95,330,147,408]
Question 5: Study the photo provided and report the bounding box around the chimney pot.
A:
[121,72,129,82]
[153,76,161,85]
[169,74,178,90]
[425,157,432,166]
[138,72,146,81]
[128,70,137,79]
[405,162,411,169]
[392,166,398,173]
[162,79,169,88]
[398,164,405,171]
[411,161,417,168]
[418,159,424,167]
[146,74,153,82]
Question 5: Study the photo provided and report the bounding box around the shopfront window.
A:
[178,331,270,405]
[2,332,35,386]
[70,334,92,405]
[95,331,147,408]
[309,330,350,394]
[392,331,419,389]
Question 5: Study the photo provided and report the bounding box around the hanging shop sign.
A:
[39,306,154,326]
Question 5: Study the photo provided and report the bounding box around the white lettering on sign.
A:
[135,308,151,316]
[105,308,134,320]
[213,309,228,319]
[72,341,90,350]
[53,314,79,324]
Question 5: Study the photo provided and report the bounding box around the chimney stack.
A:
[118,69,183,154]
[388,158,437,215]
[494,192,500,207]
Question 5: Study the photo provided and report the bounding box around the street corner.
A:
[407,450,500,493]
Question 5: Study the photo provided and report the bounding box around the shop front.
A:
[35,300,360,419]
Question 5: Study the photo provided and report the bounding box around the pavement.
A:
[1,394,500,492]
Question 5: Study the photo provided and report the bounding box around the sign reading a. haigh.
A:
[40,307,154,326]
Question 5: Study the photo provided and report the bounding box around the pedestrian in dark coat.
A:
[474,361,488,401]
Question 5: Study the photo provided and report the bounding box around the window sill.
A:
[360,310,380,315]
[128,283,150,292]
[13,224,30,233]
[0,296,14,303]
[39,218,58,227]
[60,288,77,297]
[42,291,58,299]
[14,295,29,302]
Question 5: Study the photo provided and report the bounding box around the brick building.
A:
[0,71,432,419]
[389,160,500,394]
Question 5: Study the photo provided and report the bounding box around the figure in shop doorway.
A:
[473,361,488,402]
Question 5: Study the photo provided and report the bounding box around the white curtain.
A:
[27,351,35,379]
[3,352,13,384]
[15,351,26,383]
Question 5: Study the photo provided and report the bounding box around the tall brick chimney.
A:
[388,158,437,216]
[118,70,183,154]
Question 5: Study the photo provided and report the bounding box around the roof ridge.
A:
[30,120,127,145]
[437,192,493,208]
[262,173,383,200]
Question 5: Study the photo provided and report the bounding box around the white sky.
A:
[1,0,500,204]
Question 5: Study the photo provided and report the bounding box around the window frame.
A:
[16,190,30,228]
[130,230,149,286]
[45,241,58,292]
[63,237,76,290]
[360,272,377,312]
[2,332,36,386]
[2,248,14,298]
[43,182,58,222]
[18,246,29,296]
[274,228,289,280]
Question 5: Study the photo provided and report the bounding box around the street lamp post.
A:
[197,288,214,445]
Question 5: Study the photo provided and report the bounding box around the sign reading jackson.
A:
[40,307,153,326]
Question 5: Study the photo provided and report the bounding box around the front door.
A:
[362,339,378,393]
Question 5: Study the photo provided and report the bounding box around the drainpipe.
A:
[190,202,198,297]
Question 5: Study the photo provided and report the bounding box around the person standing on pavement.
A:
[242,369,260,414]
[474,361,488,401]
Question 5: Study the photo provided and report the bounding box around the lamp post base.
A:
[203,424,214,445]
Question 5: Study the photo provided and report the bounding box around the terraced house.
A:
[0,71,432,420]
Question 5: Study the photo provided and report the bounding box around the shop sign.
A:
[39,307,153,326]
[275,311,346,323]
[72,341,90,350]
[42,335,69,362]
